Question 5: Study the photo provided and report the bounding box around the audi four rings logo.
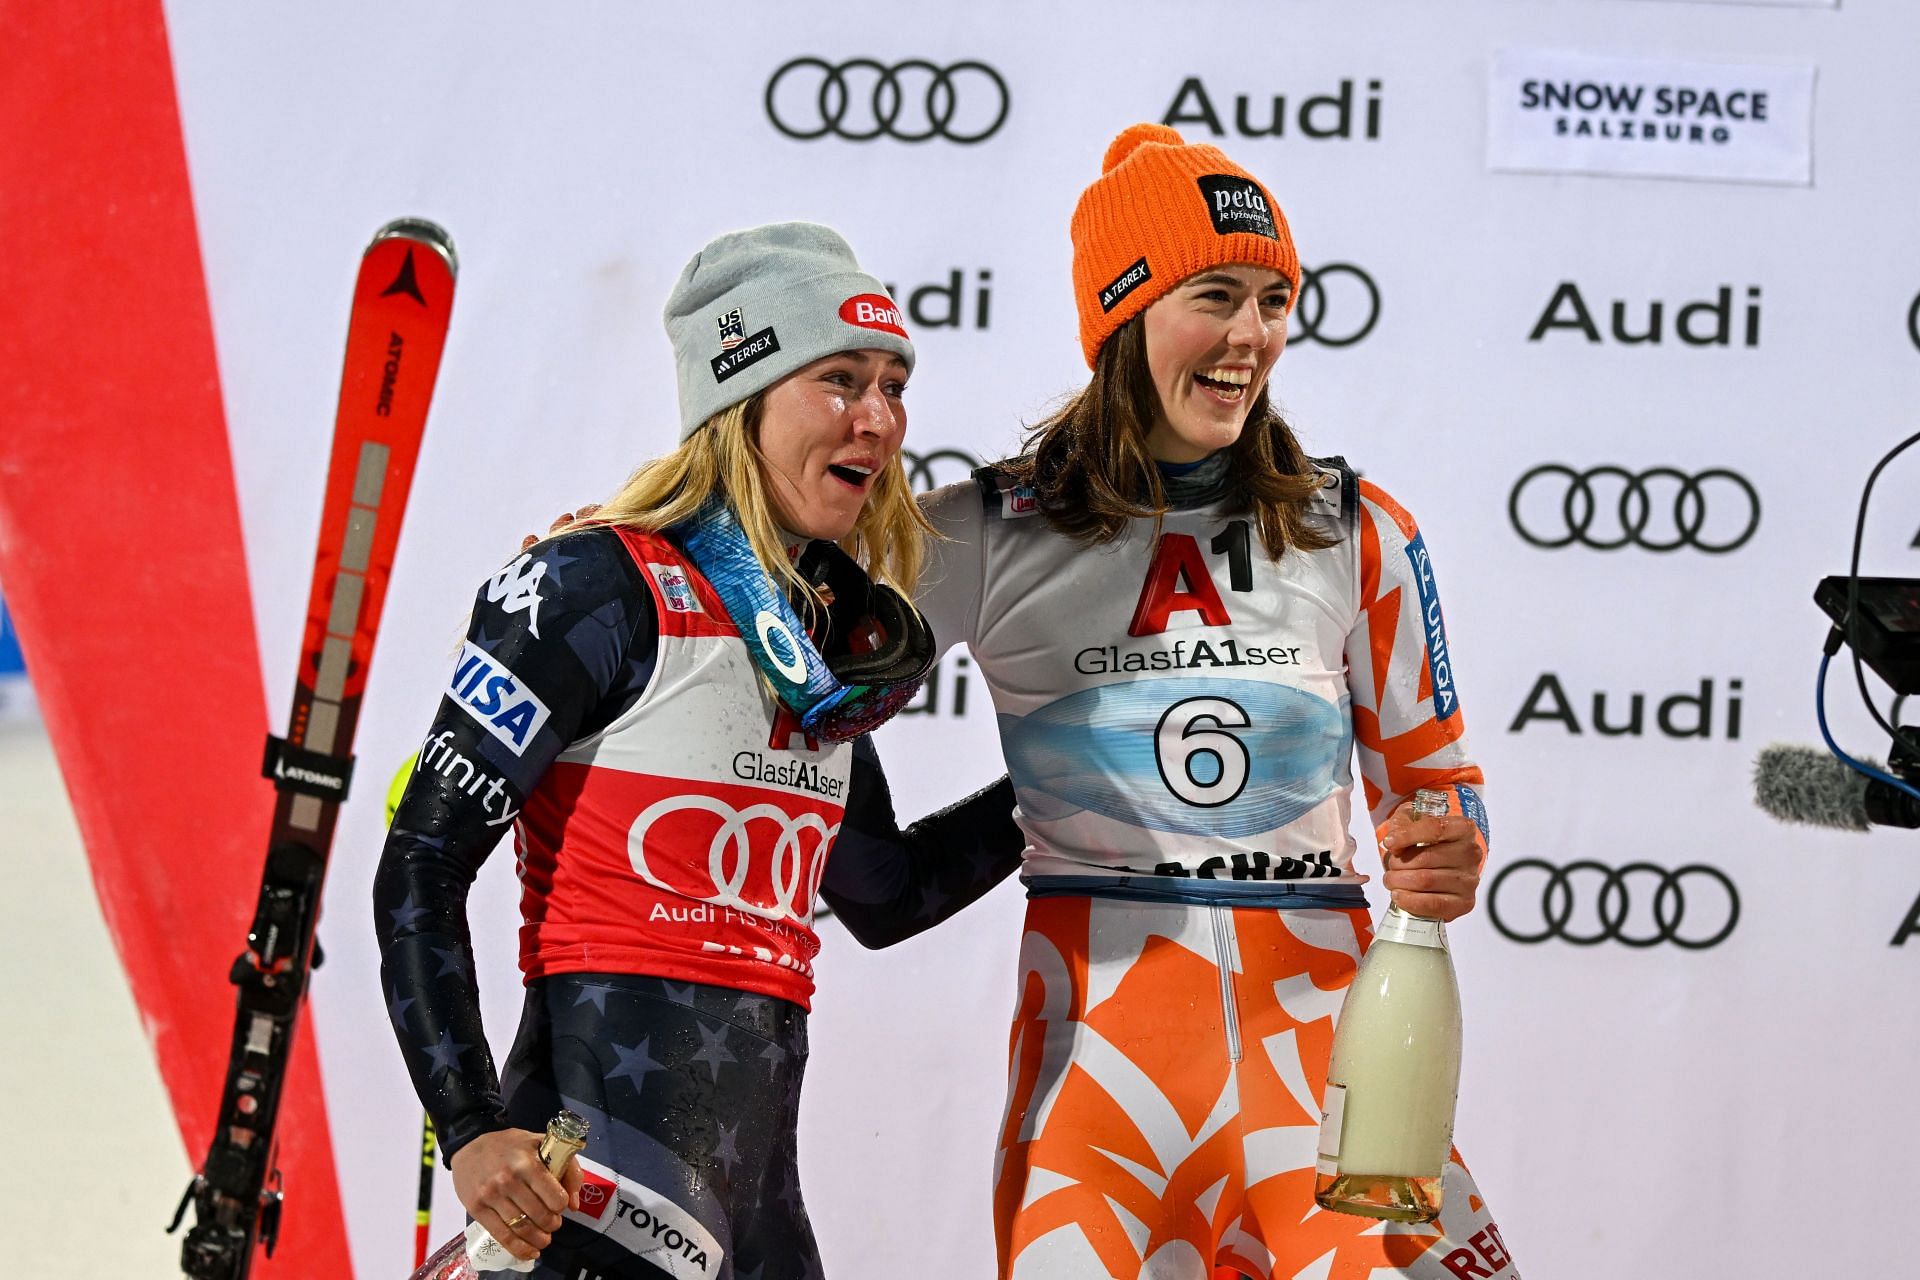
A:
[628,795,837,924]
[1508,464,1760,553]
[766,58,1011,143]
[1488,859,1740,949]
[899,446,986,494]
[1291,263,1380,348]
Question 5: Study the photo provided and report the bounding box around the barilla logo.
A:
[448,641,553,755]
[840,293,909,338]
[1196,175,1280,240]
[647,563,703,614]
[1403,533,1459,722]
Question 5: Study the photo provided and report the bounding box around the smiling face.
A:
[1139,264,1292,463]
[754,348,909,542]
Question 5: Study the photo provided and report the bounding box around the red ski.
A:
[172,219,458,1279]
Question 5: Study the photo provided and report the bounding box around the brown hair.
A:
[568,394,931,601]
[1004,315,1336,560]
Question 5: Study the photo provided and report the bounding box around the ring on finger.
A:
[504,1212,530,1230]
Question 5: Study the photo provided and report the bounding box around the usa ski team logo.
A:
[648,562,703,614]
[448,641,552,754]
[1008,485,1040,516]
[485,552,549,638]
[716,308,745,351]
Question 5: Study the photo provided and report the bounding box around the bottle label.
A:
[465,1218,537,1274]
[1315,1083,1347,1175]
[1375,907,1449,950]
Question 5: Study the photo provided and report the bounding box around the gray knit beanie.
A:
[664,222,915,439]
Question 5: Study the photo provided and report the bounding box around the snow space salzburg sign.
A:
[1488,48,1815,185]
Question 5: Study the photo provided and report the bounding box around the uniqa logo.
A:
[765,58,1009,143]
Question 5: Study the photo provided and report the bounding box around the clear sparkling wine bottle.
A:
[407,1112,589,1279]
[1313,789,1464,1223]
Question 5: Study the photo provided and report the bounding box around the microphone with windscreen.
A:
[1753,744,1920,831]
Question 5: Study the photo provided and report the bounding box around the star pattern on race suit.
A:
[914,880,951,922]
[713,1121,742,1176]
[431,945,469,979]
[691,1020,737,1081]
[777,1165,805,1214]
[759,1038,788,1071]
[387,891,429,933]
[423,1027,470,1079]
[659,981,698,1006]
[606,1037,666,1093]
[387,984,416,1028]
[572,981,617,1014]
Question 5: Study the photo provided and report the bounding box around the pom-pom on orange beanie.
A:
[1069,122,1300,368]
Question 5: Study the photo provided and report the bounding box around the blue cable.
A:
[1816,653,1920,804]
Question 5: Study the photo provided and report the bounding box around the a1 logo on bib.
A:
[1196,175,1279,240]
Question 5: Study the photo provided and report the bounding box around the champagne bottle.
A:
[1314,789,1463,1223]
[407,1112,590,1279]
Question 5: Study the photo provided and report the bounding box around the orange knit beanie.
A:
[1070,122,1300,367]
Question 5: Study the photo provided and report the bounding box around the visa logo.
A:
[448,641,551,754]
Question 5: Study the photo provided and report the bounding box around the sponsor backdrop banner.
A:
[8,1,1920,1277]
[1488,48,1817,185]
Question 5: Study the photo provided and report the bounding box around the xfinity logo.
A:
[1529,283,1761,346]
[419,729,519,827]
[1509,674,1744,739]
[1162,77,1382,140]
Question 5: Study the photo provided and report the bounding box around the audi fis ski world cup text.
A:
[628,794,835,927]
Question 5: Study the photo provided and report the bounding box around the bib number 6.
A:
[1155,696,1251,808]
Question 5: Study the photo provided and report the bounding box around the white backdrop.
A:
[148,1,1920,1276]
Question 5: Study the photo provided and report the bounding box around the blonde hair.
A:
[573,395,932,601]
